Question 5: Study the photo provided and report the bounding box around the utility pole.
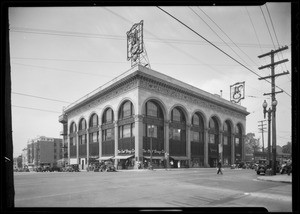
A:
[258,120,267,155]
[258,46,289,175]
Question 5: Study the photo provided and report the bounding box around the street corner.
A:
[256,174,292,184]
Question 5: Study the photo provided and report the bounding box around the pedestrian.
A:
[217,161,223,175]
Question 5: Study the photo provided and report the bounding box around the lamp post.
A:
[148,125,155,170]
[262,99,278,175]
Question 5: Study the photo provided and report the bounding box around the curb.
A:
[256,177,292,184]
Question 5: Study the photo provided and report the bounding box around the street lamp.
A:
[262,99,278,175]
[148,125,155,170]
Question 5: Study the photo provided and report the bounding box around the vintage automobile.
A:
[63,164,80,172]
[255,159,268,174]
[280,160,292,175]
[256,159,280,175]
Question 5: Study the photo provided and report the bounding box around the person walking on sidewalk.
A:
[217,161,223,175]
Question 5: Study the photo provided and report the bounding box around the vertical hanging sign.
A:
[230,81,245,104]
[127,20,144,67]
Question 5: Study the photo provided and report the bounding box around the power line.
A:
[12,62,114,78]
[197,7,259,67]
[265,4,290,82]
[260,6,276,48]
[12,105,61,113]
[10,27,275,48]
[12,92,72,104]
[245,7,268,66]
[157,6,291,97]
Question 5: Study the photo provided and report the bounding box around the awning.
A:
[113,155,134,159]
[144,156,165,160]
[170,156,189,160]
[96,156,114,160]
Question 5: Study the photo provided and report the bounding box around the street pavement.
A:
[14,168,292,212]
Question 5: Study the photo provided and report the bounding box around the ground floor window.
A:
[191,157,204,168]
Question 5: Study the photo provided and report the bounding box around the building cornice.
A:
[62,65,249,119]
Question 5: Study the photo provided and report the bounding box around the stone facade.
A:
[59,65,249,170]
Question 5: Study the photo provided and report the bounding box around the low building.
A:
[27,136,63,169]
[59,65,249,170]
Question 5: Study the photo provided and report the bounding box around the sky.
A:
[9,3,292,157]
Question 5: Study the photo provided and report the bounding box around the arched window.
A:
[191,112,205,167]
[89,114,99,144]
[89,113,98,128]
[146,101,158,117]
[70,122,76,133]
[191,113,204,143]
[209,117,219,144]
[118,101,135,156]
[79,118,86,130]
[143,100,165,158]
[223,122,231,145]
[69,122,76,146]
[223,121,232,166]
[235,124,243,162]
[79,118,87,145]
[169,107,186,157]
[103,108,113,124]
[119,101,134,119]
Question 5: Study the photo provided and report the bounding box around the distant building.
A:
[13,155,22,170]
[27,136,63,168]
[21,147,28,168]
[59,65,249,170]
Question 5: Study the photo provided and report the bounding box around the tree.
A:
[282,142,292,154]
[245,133,261,154]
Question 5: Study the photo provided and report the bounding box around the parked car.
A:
[255,159,268,175]
[65,164,80,172]
[280,160,292,175]
[50,166,62,172]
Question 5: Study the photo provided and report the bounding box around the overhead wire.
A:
[265,4,290,82]
[12,62,114,78]
[157,6,290,97]
[197,7,259,67]
[12,105,61,114]
[245,7,268,65]
[189,7,250,67]
[12,91,72,104]
[10,27,274,48]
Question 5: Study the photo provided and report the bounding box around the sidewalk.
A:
[256,174,292,184]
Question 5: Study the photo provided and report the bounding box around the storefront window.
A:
[146,125,157,138]
[192,131,200,142]
[209,134,215,144]
[223,136,228,145]
[173,128,181,140]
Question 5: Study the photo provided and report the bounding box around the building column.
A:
[76,132,79,165]
[204,128,209,167]
[164,120,170,168]
[186,123,191,167]
[242,135,246,161]
[67,135,70,166]
[219,131,223,164]
[86,131,89,169]
[134,115,143,169]
[114,122,118,168]
[99,127,102,159]
[231,133,235,165]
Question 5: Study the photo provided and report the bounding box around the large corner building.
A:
[59,65,249,170]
